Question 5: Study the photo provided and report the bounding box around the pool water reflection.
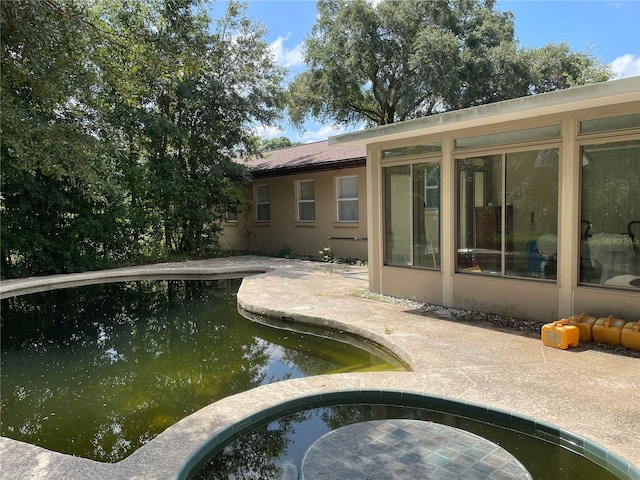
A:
[0,279,403,462]
[196,404,619,480]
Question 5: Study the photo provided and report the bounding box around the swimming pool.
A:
[178,391,626,480]
[0,258,637,480]
[0,278,403,462]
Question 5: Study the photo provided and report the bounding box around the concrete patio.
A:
[0,256,638,479]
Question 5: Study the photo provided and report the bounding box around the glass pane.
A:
[298,181,314,201]
[580,140,640,286]
[298,202,315,221]
[457,155,502,275]
[338,200,358,222]
[455,125,561,149]
[505,149,559,279]
[256,185,269,203]
[413,163,440,268]
[257,204,270,222]
[384,165,411,266]
[382,142,441,159]
[338,177,358,199]
[580,113,640,134]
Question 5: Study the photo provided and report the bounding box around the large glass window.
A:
[580,140,640,286]
[297,180,315,222]
[384,162,440,268]
[256,184,270,222]
[457,149,559,279]
[336,176,359,222]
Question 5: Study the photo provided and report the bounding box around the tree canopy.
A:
[258,136,303,151]
[1,0,285,278]
[287,0,613,127]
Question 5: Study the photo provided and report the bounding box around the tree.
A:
[1,0,286,278]
[92,0,286,255]
[524,42,612,94]
[287,0,613,128]
[258,136,302,151]
[1,0,136,276]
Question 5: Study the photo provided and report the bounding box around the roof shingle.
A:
[241,140,366,177]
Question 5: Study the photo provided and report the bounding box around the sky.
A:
[212,0,640,143]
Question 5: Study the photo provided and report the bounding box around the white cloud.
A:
[610,54,640,79]
[298,124,362,143]
[253,124,284,139]
[270,35,304,68]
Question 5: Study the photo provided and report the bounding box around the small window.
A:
[382,142,441,159]
[256,184,270,222]
[337,176,359,222]
[580,113,640,134]
[455,125,561,149]
[226,209,238,223]
[297,180,315,222]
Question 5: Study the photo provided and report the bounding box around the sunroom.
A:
[330,77,640,321]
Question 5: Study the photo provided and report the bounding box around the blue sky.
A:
[213,0,640,143]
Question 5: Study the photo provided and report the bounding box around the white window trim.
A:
[255,184,270,222]
[297,179,315,222]
[336,175,359,222]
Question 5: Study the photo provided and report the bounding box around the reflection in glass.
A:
[413,163,440,268]
[195,404,618,480]
[0,281,401,462]
[297,180,315,222]
[505,149,559,279]
[457,155,503,274]
[384,163,441,269]
[455,125,560,149]
[457,150,560,279]
[580,140,640,285]
[384,165,411,266]
[337,176,358,222]
[580,113,640,134]
[256,184,270,221]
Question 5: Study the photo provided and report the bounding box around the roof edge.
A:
[330,77,640,146]
[251,157,366,178]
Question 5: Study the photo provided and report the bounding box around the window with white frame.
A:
[384,162,441,269]
[255,184,270,222]
[225,209,238,223]
[337,176,359,222]
[297,180,315,222]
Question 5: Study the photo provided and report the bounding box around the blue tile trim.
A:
[173,389,637,480]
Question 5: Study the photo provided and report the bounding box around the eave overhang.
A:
[329,77,640,147]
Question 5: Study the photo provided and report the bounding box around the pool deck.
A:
[1,256,638,479]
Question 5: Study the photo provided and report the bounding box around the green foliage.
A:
[1,0,117,196]
[276,244,296,259]
[319,246,336,263]
[524,42,613,94]
[258,136,302,151]
[1,166,133,277]
[287,0,613,127]
[1,0,286,278]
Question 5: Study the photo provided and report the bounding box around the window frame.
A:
[382,158,442,270]
[454,142,561,280]
[576,118,640,289]
[255,184,270,223]
[336,175,359,223]
[296,179,316,223]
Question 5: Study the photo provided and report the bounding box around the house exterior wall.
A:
[358,83,640,322]
[221,166,368,261]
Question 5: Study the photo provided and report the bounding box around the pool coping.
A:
[174,389,640,480]
[1,256,638,480]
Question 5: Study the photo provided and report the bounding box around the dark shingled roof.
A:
[241,140,366,177]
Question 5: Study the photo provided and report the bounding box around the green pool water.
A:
[196,404,620,480]
[0,279,403,462]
